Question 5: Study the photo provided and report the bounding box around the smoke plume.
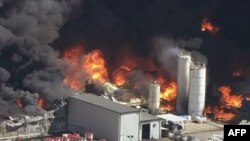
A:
[0,0,82,117]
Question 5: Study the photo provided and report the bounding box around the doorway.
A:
[142,124,150,139]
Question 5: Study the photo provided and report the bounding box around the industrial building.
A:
[176,50,192,114]
[0,99,68,140]
[176,50,207,118]
[188,65,206,117]
[68,94,163,141]
[148,81,161,115]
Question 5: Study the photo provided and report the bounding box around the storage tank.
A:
[176,51,192,114]
[148,82,160,115]
[188,65,206,117]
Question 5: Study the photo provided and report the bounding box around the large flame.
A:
[112,57,138,86]
[159,82,177,101]
[63,46,177,112]
[205,85,242,121]
[83,49,108,83]
[201,17,220,33]
[205,106,236,121]
[158,77,177,111]
[218,86,243,108]
[63,47,108,90]
[63,47,85,90]
[112,66,131,86]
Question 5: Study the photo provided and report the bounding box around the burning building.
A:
[0,0,249,140]
[0,99,68,139]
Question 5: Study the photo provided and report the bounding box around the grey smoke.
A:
[152,37,179,78]
[191,50,208,65]
[0,67,10,82]
[23,67,73,103]
[0,84,46,117]
[153,36,206,78]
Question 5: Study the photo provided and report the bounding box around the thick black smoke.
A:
[0,0,249,117]
[54,0,250,106]
[0,0,82,117]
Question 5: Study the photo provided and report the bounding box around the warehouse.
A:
[68,94,163,141]
[68,94,140,141]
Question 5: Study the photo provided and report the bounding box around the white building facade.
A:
[68,94,140,141]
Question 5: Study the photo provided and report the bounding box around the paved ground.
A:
[184,121,223,140]
[142,121,224,141]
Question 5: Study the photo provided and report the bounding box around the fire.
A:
[161,104,174,111]
[204,106,236,121]
[157,76,177,111]
[83,49,108,83]
[201,17,220,33]
[63,78,84,90]
[63,46,85,90]
[16,99,23,108]
[63,46,83,64]
[204,85,242,121]
[215,109,236,121]
[112,57,138,86]
[112,66,131,86]
[218,86,243,108]
[63,47,108,90]
[37,97,45,108]
[232,67,243,77]
[160,82,177,101]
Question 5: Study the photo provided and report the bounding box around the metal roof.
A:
[140,112,163,123]
[157,114,187,122]
[69,94,140,115]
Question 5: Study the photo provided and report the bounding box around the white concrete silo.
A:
[188,65,206,117]
[148,82,160,115]
[176,50,192,114]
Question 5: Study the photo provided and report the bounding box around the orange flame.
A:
[37,97,45,108]
[232,67,243,77]
[201,17,220,33]
[63,46,85,90]
[63,78,84,90]
[16,99,23,108]
[204,106,236,121]
[83,49,108,83]
[112,66,131,86]
[160,82,177,101]
[112,57,138,86]
[63,47,108,90]
[157,76,177,111]
[63,46,83,64]
[218,86,243,108]
[161,104,174,111]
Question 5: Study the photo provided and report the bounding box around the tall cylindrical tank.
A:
[148,82,160,115]
[188,65,206,117]
[176,51,192,114]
